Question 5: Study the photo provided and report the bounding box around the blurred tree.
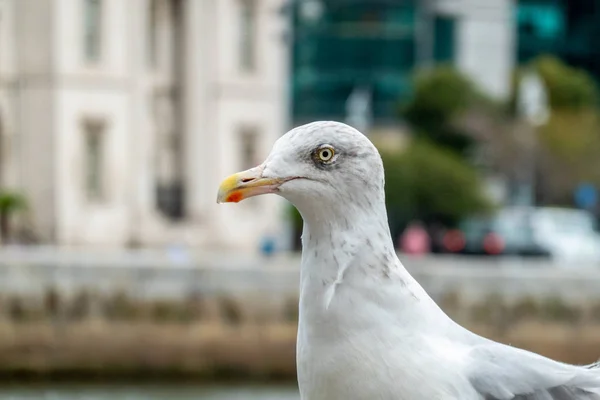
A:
[401,65,496,155]
[381,140,493,240]
[0,191,27,244]
[510,55,599,113]
[510,56,600,206]
[537,110,600,205]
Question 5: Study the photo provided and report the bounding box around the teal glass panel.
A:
[292,0,417,123]
[433,16,455,63]
[516,0,600,80]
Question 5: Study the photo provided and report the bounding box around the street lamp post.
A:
[416,0,434,69]
[517,69,549,207]
[345,85,372,134]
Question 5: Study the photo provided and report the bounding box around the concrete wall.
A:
[1,250,599,306]
[0,0,16,188]
[6,0,57,241]
[0,0,17,77]
[0,251,599,377]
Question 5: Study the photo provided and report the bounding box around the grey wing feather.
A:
[466,343,600,400]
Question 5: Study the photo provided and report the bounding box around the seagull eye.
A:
[317,147,335,162]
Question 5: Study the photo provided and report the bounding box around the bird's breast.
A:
[297,328,476,400]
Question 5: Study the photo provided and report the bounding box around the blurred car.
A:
[530,207,600,265]
[443,208,552,257]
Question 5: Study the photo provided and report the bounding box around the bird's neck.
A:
[296,190,390,238]
[298,197,393,255]
[295,203,447,344]
[296,208,454,346]
[297,199,398,297]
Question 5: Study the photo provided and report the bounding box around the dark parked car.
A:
[443,210,552,257]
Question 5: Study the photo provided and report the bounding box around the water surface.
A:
[0,383,300,400]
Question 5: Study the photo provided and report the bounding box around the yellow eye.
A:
[317,147,335,162]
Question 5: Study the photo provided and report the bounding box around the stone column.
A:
[182,0,217,222]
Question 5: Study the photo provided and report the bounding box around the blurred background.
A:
[0,0,600,398]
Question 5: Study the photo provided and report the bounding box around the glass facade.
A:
[517,0,600,80]
[292,0,420,124]
[239,0,257,72]
[433,15,455,64]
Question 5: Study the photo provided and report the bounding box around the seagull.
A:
[217,121,600,400]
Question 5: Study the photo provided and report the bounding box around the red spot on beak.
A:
[226,191,244,203]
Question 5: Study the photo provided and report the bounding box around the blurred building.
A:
[291,0,514,127]
[0,0,289,250]
[516,0,600,80]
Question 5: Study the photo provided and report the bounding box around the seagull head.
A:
[217,121,386,226]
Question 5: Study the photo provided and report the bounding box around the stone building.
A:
[0,0,290,251]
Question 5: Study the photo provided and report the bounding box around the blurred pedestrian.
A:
[399,221,431,256]
[428,222,447,253]
[260,234,277,257]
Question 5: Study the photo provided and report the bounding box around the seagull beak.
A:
[216,166,285,203]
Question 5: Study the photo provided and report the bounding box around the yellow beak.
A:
[216,166,284,203]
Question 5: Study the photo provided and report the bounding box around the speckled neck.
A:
[295,183,388,236]
[296,194,396,293]
[295,199,451,346]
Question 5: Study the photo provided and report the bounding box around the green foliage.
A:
[540,110,600,165]
[381,140,492,234]
[537,109,600,204]
[288,203,302,227]
[534,56,598,110]
[287,205,303,251]
[501,55,600,205]
[401,65,493,154]
[0,191,28,243]
[511,55,599,113]
[0,191,27,213]
[511,56,600,204]
[404,65,474,122]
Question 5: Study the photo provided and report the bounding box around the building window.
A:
[153,93,185,220]
[516,1,565,64]
[433,15,456,63]
[147,0,158,68]
[239,0,257,72]
[517,2,564,40]
[240,128,258,170]
[83,120,105,202]
[83,0,103,63]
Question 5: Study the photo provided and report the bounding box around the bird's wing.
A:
[466,343,600,399]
